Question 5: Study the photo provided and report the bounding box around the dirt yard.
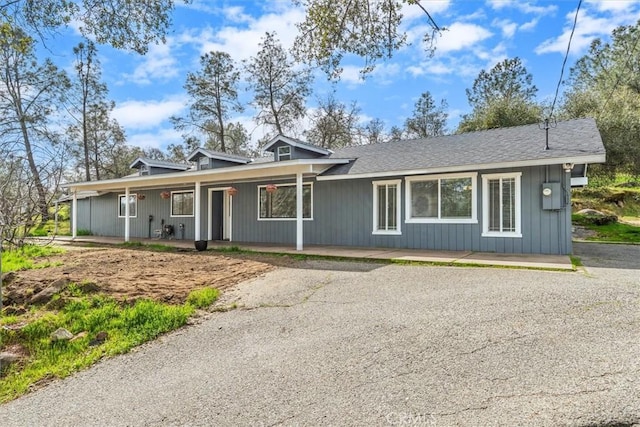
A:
[3,246,276,308]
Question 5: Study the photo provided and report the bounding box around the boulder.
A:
[89,331,109,346]
[575,209,618,226]
[50,328,74,341]
[30,277,70,305]
[1,271,16,285]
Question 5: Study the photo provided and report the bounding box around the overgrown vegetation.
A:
[1,245,64,272]
[186,287,220,309]
[118,241,176,252]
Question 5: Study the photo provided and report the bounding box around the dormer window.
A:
[140,165,149,176]
[199,156,210,170]
[277,145,291,161]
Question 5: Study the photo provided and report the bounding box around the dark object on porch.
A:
[194,240,208,251]
[163,224,174,238]
[178,223,185,239]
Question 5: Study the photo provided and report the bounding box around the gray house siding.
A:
[228,165,572,254]
[74,165,573,255]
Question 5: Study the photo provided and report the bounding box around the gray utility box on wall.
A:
[542,182,562,210]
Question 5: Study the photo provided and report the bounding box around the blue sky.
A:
[43,0,640,151]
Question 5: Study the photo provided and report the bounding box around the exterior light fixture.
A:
[228,187,238,196]
[266,184,277,193]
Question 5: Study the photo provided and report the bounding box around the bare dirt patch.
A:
[4,247,275,306]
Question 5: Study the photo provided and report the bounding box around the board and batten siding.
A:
[73,164,572,255]
[229,165,572,254]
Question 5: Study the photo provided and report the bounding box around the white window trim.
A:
[118,194,137,218]
[277,145,291,161]
[405,172,478,224]
[482,172,522,238]
[257,182,313,221]
[372,179,402,235]
[171,190,195,218]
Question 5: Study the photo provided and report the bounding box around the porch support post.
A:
[296,172,303,251]
[124,187,130,242]
[71,191,77,239]
[194,181,201,241]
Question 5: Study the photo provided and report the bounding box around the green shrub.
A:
[186,287,220,309]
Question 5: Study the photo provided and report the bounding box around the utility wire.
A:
[548,0,582,119]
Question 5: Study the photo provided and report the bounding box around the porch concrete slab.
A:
[457,252,573,270]
[382,249,472,263]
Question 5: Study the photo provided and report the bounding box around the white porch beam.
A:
[296,172,303,251]
[124,187,130,242]
[194,181,201,241]
[72,191,78,239]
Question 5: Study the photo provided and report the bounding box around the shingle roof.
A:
[130,157,191,170]
[186,148,252,164]
[323,118,605,177]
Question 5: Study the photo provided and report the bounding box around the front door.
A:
[208,189,231,241]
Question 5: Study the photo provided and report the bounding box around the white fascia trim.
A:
[316,154,606,181]
[65,159,351,192]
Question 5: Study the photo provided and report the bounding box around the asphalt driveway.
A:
[1,248,639,426]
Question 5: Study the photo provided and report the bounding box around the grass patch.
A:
[1,245,65,273]
[573,220,640,243]
[0,294,195,403]
[214,245,243,253]
[186,287,220,309]
[570,256,583,268]
[118,241,175,252]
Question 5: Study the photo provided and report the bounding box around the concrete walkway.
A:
[47,236,574,270]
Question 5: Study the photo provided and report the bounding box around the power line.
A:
[548,0,582,119]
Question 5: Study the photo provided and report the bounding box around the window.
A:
[171,191,194,217]
[259,183,312,220]
[277,145,291,161]
[199,156,210,170]
[373,180,401,234]
[406,173,477,223]
[118,194,137,218]
[482,172,522,237]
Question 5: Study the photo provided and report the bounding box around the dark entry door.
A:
[211,191,224,241]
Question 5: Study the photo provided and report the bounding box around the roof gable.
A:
[263,135,332,156]
[129,157,191,171]
[186,148,252,164]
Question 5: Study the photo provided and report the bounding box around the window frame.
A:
[257,182,313,221]
[482,172,522,238]
[277,145,291,161]
[171,190,195,217]
[405,172,478,224]
[372,179,402,235]
[118,194,137,218]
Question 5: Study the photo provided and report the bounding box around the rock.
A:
[575,209,618,226]
[617,200,624,208]
[78,281,100,293]
[1,271,16,285]
[0,352,21,365]
[71,331,88,342]
[89,331,108,346]
[30,277,70,305]
[50,328,74,341]
[2,305,26,316]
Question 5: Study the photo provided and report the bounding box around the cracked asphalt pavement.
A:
[1,244,639,426]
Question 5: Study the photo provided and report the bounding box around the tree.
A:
[172,51,244,154]
[68,40,126,181]
[292,0,441,78]
[389,125,404,140]
[561,20,640,176]
[1,0,180,54]
[404,91,448,138]
[457,57,541,133]
[0,23,70,222]
[246,32,313,137]
[362,118,386,144]
[304,93,361,149]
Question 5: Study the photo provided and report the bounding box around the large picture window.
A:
[373,180,401,234]
[259,184,312,219]
[171,191,194,217]
[482,172,521,237]
[405,173,477,223]
[118,194,137,218]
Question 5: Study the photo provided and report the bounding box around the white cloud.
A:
[222,6,253,23]
[492,18,517,38]
[535,7,638,55]
[339,66,366,86]
[401,0,451,23]
[112,96,187,130]
[123,41,179,85]
[519,17,540,31]
[126,128,183,150]
[586,0,640,12]
[486,0,557,15]
[434,22,492,53]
